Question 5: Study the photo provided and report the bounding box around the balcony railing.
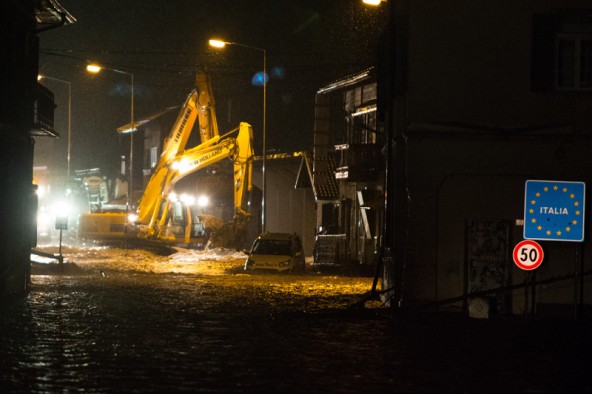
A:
[334,143,383,181]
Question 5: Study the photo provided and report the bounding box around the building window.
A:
[350,108,377,144]
[532,12,592,92]
[344,82,378,144]
[150,146,158,168]
[556,34,592,90]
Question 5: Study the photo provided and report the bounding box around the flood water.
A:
[2,248,592,392]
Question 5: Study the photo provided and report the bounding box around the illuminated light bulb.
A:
[208,39,226,48]
[86,64,102,73]
[197,195,209,207]
[362,0,382,5]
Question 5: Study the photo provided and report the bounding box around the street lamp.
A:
[38,75,72,178]
[208,38,267,232]
[86,63,135,209]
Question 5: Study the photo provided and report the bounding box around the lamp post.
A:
[208,38,267,232]
[38,75,72,178]
[86,63,135,209]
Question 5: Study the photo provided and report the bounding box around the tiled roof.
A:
[313,153,339,201]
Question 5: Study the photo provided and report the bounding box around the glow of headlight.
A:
[172,159,191,174]
[197,195,209,207]
[180,193,195,205]
[36,185,46,198]
[127,213,138,223]
[168,192,178,202]
[51,200,70,217]
[37,210,50,227]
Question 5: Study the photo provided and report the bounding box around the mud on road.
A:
[31,244,379,312]
[2,244,591,393]
[2,245,395,393]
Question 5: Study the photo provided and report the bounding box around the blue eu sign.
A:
[523,180,585,242]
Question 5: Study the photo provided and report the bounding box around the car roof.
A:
[256,232,298,241]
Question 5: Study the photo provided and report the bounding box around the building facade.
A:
[0,0,74,294]
[380,0,592,318]
[299,69,385,273]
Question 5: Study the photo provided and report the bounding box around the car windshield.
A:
[252,239,292,256]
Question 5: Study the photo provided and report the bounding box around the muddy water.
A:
[2,267,592,392]
[1,272,394,392]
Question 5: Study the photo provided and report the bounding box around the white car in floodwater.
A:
[244,232,305,273]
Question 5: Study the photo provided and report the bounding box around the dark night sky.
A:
[37,0,387,177]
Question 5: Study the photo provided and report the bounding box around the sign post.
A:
[55,215,68,261]
[522,179,586,318]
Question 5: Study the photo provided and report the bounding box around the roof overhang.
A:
[295,152,313,189]
[35,0,76,32]
[317,67,375,95]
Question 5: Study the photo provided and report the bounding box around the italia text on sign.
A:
[523,180,585,242]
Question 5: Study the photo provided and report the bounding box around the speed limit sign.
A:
[513,240,544,270]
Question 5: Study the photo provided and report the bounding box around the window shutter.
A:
[531,14,559,91]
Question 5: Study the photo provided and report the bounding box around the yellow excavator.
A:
[78,72,254,249]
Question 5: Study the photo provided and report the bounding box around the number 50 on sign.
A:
[513,240,544,271]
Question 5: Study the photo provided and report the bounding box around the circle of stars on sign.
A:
[528,184,581,237]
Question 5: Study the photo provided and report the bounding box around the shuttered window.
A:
[556,34,592,90]
[531,13,592,92]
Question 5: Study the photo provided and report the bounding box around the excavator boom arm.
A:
[196,71,219,144]
[137,72,222,226]
[170,122,253,214]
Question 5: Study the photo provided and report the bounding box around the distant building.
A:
[254,153,316,255]
[379,1,592,318]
